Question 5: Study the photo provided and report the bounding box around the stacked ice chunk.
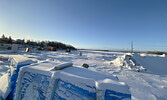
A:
[0,55,37,99]
[15,61,131,100]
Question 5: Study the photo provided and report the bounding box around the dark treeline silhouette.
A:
[145,51,167,55]
[0,34,13,44]
[0,34,76,50]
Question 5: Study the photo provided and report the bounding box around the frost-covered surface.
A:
[0,55,10,78]
[9,55,38,68]
[0,73,11,99]
[16,64,52,100]
[15,61,130,100]
[0,55,39,99]
[0,50,167,100]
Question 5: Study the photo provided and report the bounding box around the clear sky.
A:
[0,0,167,51]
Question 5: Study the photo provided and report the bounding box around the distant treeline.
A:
[145,51,167,55]
[0,34,76,50]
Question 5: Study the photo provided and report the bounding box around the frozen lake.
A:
[0,50,167,100]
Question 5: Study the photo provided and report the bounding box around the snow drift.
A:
[112,53,167,75]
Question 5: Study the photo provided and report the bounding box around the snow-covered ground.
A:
[0,50,167,100]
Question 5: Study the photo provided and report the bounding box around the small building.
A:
[0,43,12,50]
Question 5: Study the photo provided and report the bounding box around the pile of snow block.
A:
[15,61,131,100]
[0,55,37,99]
[15,61,55,100]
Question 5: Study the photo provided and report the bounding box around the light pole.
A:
[131,41,133,53]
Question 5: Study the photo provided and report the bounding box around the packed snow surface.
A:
[0,50,167,100]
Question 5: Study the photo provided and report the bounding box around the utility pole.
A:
[131,41,133,53]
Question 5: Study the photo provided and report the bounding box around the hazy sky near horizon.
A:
[0,0,167,51]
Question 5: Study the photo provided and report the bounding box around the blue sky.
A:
[0,0,167,51]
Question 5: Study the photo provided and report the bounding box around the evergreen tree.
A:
[1,34,5,39]
[8,36,13,44]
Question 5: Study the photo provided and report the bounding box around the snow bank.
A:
[113,53,167,75]
[15,61,131,100]
[132,53,167,75]
[112,53,146,72]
